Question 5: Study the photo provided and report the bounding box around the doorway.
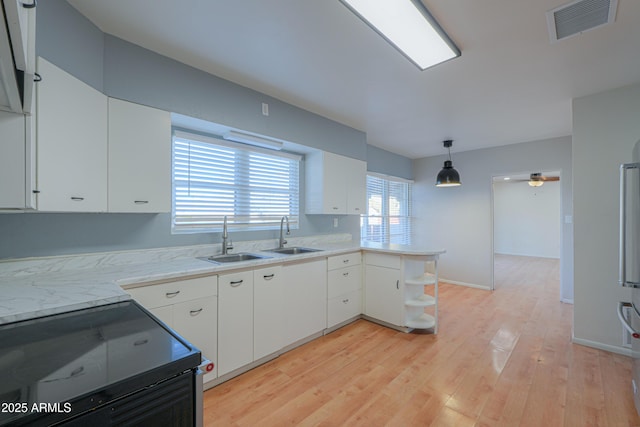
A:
[491,171,562,295]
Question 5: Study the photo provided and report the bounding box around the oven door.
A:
[619,301,640,415]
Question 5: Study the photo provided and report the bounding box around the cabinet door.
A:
[218,271,254,376]
[0,111,26,208]
[173,296,218,382]
[305,151,346,214]
[254,265,284,360]
[108,98,171,213]
[36,57,108,212]
[322,152,347,214]
[346,158,366,214]
[282,259,327,346]
[364,265,403,326]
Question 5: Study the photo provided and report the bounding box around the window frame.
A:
[171,129,301,234]
[361,172,413,244]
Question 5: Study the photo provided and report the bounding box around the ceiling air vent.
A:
[546,0,618,42]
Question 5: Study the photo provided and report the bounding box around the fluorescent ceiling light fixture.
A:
[223,131,283,150]
[339,0,460,70]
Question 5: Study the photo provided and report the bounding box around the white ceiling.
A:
[66,0,640,159]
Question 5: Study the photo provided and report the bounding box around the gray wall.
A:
[366,145,412,180]
[572,82,640,354]
[36,0,104,91]
[412,136,573,302]
[0,0,411,260]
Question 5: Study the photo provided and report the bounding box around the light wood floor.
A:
[203,255,640,426]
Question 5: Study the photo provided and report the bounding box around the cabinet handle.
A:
[190,308,203,316]
[263,274,275,280]
[165,291,180,298]
[342,299,349,304]
[134,339,149,346]
[343,259,350,264]
[355,208,360,211]
[230,280,243,287]
[70,197,84,201]
[396,280,399,290]
[134,200,149,204]
[333,207,339,210]
[343,272,349,277]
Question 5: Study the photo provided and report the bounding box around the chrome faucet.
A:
[221,216,233,255]
[279,216,290,249]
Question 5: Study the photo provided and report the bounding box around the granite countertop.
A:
[0,237,444,325]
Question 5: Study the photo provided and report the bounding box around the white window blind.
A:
[172,130,300,233]
[361,173,413,244]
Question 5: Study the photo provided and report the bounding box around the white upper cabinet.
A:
[108,98,171,213]
[2,0,36,75]
[36,57,108,212]
[0,0,36,114]
[305,151,366,215]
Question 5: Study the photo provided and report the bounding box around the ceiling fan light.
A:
[528,180,544,187]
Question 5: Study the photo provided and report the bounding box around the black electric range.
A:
[0,300,202,426]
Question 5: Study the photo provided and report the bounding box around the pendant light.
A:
[436,140,461,187]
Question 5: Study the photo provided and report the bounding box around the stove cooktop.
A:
[0,300,200,426]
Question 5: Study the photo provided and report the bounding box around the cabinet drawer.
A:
[327,265,361,298]
[327,252,361,270]
[327,290,362,327]
[127,275,217,308]
[365,252,401,269]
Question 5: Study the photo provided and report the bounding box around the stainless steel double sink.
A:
[201,247,322,265]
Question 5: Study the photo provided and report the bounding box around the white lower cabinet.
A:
[327,252,362,328]
[253,265,284,360]
[364,252,439,332]
[282,259,327,347]
[217,270,254,376]
[125,275,218,382]
[364,264,403,325]
[172,296,218,380]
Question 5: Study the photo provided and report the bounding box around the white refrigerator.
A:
[618,140,640,415]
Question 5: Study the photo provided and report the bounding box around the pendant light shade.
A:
[436,140,461,187]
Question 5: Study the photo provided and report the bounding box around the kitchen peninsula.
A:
[0,235,444,387]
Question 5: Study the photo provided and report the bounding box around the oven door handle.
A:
[618,301,640,338]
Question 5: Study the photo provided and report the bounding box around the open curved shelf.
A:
[405,274,436,286]
[406,313,436,329]
[405,294,436,307]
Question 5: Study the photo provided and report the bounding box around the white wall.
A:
[493,180,561,258]
[412,136,573,301]
[572,82,640,354]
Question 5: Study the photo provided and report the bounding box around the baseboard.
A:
[494,252,560,260]
[572,336,632,357]
[441,278,491,291]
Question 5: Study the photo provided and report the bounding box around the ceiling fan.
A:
[513,172,560,187]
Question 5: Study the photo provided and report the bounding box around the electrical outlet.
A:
[333,218,339,228]
[262,102,269,116]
